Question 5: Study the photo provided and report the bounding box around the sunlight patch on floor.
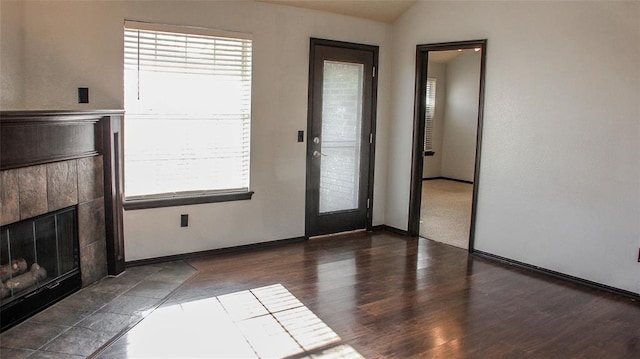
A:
[112,283,362,358]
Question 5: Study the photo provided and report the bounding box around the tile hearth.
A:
[0,261,195,358]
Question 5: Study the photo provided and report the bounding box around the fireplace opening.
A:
[1,206,81,331]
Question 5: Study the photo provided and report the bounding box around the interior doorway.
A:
[408,40,487,251]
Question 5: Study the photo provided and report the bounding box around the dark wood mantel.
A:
[1,110,126,276]
[0,110,123,170]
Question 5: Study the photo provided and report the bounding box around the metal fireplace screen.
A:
[1,206,79,317]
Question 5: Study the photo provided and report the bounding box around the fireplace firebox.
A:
[0,206,81,331]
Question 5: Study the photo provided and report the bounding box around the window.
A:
[424,77,436,155]
[124,21,252,208]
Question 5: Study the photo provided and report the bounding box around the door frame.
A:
[305,38,379,238]
[407,39,487,252]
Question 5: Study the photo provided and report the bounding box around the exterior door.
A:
[305,38,378,237]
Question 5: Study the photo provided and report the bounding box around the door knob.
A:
[312,150,326,158]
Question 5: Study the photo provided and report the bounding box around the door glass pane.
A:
[319,61,364,213]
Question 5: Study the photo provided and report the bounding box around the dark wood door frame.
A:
[407,40,487,252]
[305,38,379,238]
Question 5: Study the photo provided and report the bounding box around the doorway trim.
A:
[305,38,379,238]
[407,39,487,252]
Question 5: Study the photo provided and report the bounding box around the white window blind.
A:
[424,78,436,152]
[124,21,252,200]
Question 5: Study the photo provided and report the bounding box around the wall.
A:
[440,50,480,182]
[5,0,638,294]
[3,1,391,260]
[422,62,446,178]
[389,1,640,293]
[0,0,24,109]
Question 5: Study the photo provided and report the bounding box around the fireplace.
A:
[0,110,125,331]
[0,206,81,330]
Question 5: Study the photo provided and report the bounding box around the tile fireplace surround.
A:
[0,110,125,330]
[1,156,107,285]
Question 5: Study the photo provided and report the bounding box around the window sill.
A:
[424,151,435,157]
[124,191,254,211]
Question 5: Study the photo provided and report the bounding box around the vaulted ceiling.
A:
[256,0,417,24]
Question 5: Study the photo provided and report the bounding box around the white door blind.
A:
[124,22,252,200]
[424,78,436,152]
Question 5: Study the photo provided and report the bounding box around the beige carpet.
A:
[419,179,473,249]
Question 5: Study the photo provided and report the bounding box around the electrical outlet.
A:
[180,214,188,227]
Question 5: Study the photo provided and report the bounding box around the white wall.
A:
[422,61,446,178]
[389,1,640,294]
[0,0,25,109]
[4,0,391,260]
[21,1,123,110]
[440,50,480,182]
[4,0,638,294]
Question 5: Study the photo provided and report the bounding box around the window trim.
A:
[124,190,254,210]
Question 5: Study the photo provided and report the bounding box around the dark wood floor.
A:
[105,230,639,358]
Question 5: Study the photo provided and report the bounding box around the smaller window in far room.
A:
[123,21,253,208]
[424,77,436,155]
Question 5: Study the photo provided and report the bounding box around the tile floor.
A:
[0,261,196,358]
